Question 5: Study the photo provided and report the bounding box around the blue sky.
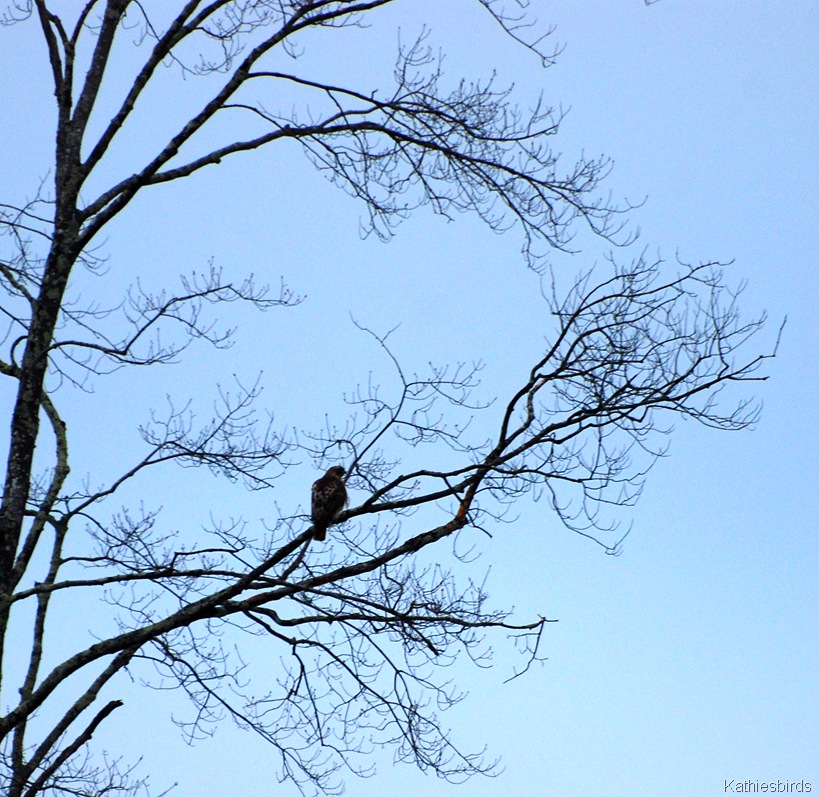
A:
[1,2,817,796]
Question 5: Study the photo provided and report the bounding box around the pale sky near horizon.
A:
[1,2,817,796]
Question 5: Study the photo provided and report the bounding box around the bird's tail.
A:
[313,525,327,541]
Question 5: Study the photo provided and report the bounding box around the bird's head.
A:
[327,466,346,478]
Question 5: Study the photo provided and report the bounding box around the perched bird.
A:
[311,466,348,541]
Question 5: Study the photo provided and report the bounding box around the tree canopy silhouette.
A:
[0,2,774,796]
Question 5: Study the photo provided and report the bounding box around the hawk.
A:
[311,466,347,541]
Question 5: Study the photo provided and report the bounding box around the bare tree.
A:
[0,2,775,796]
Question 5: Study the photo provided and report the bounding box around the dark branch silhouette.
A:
[0,3,775,796]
